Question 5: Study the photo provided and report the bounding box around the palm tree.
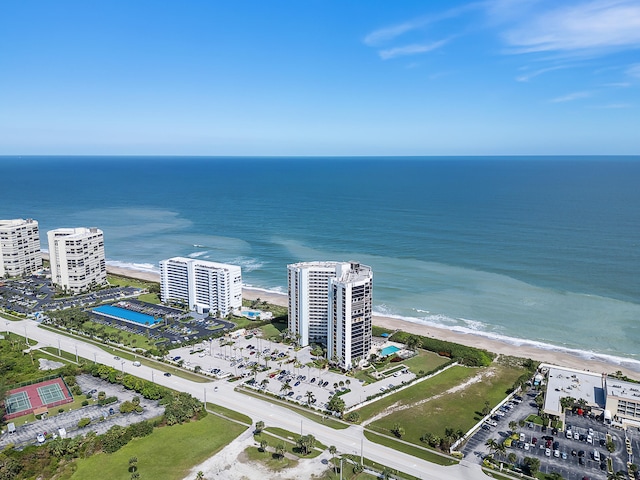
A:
[250,363,260,381]
[305,391,315,406]
[275,442,286,460]
[195,472,205,480]
[260,378,269,390]
[485,438,499,456]
[509,420,517,433]
[280,381,292,396]
[495,441,507,460]
[329,445,337,473]
[260,439,268,452]
[608,472,627,480]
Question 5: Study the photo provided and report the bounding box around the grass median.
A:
[237,386,349,429]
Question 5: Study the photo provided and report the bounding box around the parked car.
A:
[164,372,172,377]
[37,433,45,444]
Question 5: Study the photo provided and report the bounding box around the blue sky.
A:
[1,0,639,155]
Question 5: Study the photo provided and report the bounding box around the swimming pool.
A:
[93,305,161,326]
[380,345,401,357]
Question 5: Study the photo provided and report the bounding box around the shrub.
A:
[58,408,65,413]
[98,396,118,406]
[81,400,89,407]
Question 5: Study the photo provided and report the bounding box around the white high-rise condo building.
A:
[160,257,242,316]
[328,262,373,370]
[47,227,107,294]
[288,261,373,369]
[0,219,42,278]
[288,261,344,347]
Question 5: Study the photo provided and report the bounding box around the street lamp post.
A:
[24,326,28,345]
[58,338,61,356]
[75,345,78,362]
[121,360,124,376]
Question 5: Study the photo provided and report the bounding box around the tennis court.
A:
[5,391,32,415]
[37,383,66,404]
[4,377,74,420]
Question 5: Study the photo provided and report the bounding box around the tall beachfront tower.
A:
[328,262,373,370]
[288,261,345,347]
[159,257,242,316]
[0,219,42,278]
[47,227,106,294]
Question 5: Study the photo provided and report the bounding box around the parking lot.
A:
[0,275,141,316]
[167,332,416,411]
[462,388,638,479]
[0,374,164,450]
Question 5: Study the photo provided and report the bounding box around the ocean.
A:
[3,156,640,369]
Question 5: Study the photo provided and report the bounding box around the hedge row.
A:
[390,331,494,367]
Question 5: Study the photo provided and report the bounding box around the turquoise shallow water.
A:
[2,156,640,368]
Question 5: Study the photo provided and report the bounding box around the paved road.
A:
[2,317,488,480]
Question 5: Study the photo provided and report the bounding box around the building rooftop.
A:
[543,365,605,415]
[606,378,640,401]
[163,256,240,271]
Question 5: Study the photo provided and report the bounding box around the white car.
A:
[545,448,551,457]
[37,433,45,444]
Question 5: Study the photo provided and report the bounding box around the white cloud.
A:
[502,0,640,54]
[550,91,592,102]
[363,3,480,47]
[379,39,450,60]
[363,22,420,47]
[516,65,573,82]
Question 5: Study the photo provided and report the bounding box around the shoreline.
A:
[100,263,640,379]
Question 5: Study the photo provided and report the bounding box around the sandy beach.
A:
[104,263,639,379]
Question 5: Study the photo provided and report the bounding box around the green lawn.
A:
[356,365,477,421]
[244,445,299,470]
[257,429,326,459]
[70,415,247,480]
[363,431,458,466]
[81,320,159,350]
[40,346,83,364]
[259,322,287,339]
[136,292,161,304]
[106,274,156,290]
[368,364,526,447]
[34,349,74,365]
[402,349,451,374]
[205,402,252,425]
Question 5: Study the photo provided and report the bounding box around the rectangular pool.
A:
[93,304,161,326]
[381,345,401,357]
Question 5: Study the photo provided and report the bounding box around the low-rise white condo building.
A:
[159,257,242,316]
[47,227,107,294]
[0,219,42,278]
[288,261,373,369]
